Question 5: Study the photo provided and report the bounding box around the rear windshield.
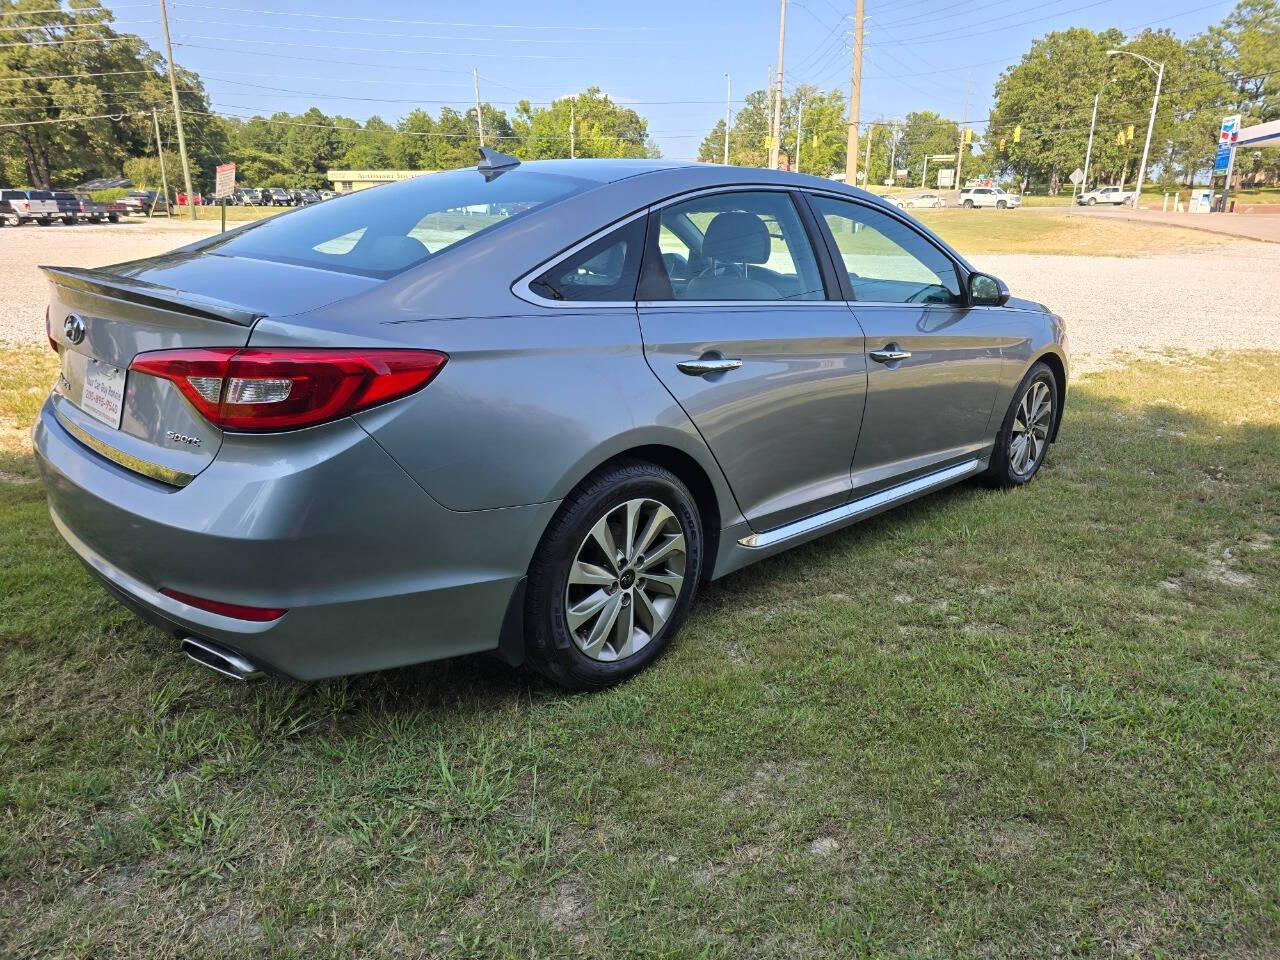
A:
[28,190,53,200]
[208,168,592,279]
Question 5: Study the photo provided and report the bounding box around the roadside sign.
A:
[896,168,908,178]
[1069,167,1084,185]
[214,163,236,199]
[1214,146,1231,175]
[1219,115,1241,146]
[936,169,954,188]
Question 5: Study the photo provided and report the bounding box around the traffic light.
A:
[1127,124,1135,142]
[1115,130,1125,145]
[1013,125,1021,143]
[999,138,1007,150]
[964,128,972,144]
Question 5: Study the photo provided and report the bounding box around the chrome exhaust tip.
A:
[181,637,264,681]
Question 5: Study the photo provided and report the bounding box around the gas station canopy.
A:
[1236,119,1280,149]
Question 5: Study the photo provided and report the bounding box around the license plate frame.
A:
[78,357,127,429]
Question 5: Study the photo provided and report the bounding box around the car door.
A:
[636,188,867,532]
[805,193,1004,495]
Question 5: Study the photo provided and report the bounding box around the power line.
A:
[0,68,157,83]
[0,110,147,128]
[0,33,149,48]
[170,33,594,60]
[168,3,668,32]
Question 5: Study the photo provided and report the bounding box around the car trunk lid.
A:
[42,257,380,485]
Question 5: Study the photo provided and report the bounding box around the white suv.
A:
[959,186,1021,209]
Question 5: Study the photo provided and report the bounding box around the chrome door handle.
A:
[869,348,911,363]
[677,358,743,376]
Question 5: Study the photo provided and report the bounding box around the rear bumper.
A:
[34,398,558,680]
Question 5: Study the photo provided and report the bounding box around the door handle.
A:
[869,347,912,364]
[677,358,743,376]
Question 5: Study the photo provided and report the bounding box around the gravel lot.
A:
[3,220,1277,374]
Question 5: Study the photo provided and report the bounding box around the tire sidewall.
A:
[526,464,703,689]
[989,363,1056,487]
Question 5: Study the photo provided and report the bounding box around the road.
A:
[3,219,1278,375]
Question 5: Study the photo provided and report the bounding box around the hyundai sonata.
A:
[35,148,1067,689]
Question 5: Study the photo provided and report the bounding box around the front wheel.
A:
[1087,197,1097,206]
[963,199,974,208]
[985,362,1057,487]
[997,200,1007,209]
[524,460,703,690]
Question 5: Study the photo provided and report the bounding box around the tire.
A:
[37,218,51,226]
[997,200,1007,209]
[1087,197,1097,206]
[108,213,119,223]
[4,214,18,227]
[524,459,703,691]
[963,199,974,208]
[985,362,1058,488]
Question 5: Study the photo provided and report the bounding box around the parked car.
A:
[297,189,321,205]
[0,195,14,227]
[905,193,946,209]
[120,190,168,215]
[52,191,82,225]
[176,192,206,206]
[0,188,57,225]
[318,190,338,201]
[959,186,1021,209]
[261,187,293,206]
[234,188,261,206]
[34,150,1067,690]
[1076,185,1133,206]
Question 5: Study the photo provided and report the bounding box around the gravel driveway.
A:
[3,221,1277,375]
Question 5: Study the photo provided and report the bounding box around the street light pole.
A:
[1107,49,1164,210]
[723,73,731,165]
[1081,88,1101,196]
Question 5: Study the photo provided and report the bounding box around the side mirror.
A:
[968,272,1009,306]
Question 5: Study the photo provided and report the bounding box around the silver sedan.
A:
[35,150,1067,690]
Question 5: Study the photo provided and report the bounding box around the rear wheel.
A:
[524,460,702,691]
[997,200,1007,209]
[3,213,17,227]
[963,199,974,208]
[985,362,1057,488]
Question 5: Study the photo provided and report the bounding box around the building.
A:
[326,169,435,192]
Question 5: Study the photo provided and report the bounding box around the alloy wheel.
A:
[1009,380,1053,477]
[564,497,686,662]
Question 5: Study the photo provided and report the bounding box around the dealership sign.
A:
[1219,115,1241,146]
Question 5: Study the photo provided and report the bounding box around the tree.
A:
[897,111,960,187]
[699,86,845,174]
[513,88,650,160]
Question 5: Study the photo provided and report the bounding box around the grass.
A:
[2,348,1278,958]
[913,208,1232,256]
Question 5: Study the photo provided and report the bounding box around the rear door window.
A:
[643,191,824,301]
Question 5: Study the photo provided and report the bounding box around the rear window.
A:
[208,168,592,279]
[28,191,53,200]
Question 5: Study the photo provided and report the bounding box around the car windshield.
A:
[207,168,593,279]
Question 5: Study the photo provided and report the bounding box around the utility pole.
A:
[570,101,575,159]
[887,121,897,185]
[157,0,194,220]
[473,68,485,147]
[955,72,971,188]
[1081,90,1100,196]
[151,108,171,219]
[795,100,803,173]
[723,73,731,165]
[769,0,787,170]
[844,0,865,185]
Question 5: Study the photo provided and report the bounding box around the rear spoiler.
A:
[40,265,264,327]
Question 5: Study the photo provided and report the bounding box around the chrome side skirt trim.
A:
[53,406,193,487]
[738,459,981,548]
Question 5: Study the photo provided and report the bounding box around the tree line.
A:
[2,0,1275,194]
[697,0,1276,193]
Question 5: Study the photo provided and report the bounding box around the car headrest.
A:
[701,211,770,265]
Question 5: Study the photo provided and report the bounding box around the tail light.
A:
[45,305,57,353]
[130,347,447,432]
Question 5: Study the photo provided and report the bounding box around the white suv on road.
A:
[959,186,1021,209]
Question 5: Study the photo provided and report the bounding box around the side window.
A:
[809,194,962,305]
[528,217,645,302]
[646,191,824,301]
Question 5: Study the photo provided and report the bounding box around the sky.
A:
[104,0,1242,159]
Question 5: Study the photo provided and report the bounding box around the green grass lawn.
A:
[917,208,1231,256]
[1,348,1277,958]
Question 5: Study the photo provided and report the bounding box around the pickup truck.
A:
[120,190,168,215]
[0,188,57,225]
[53,191,84,224]
[1076,185,1133,206]
[77,194,126,223]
